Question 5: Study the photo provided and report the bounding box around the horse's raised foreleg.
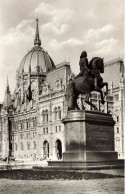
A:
[103,82,108,95]
[100,82,108,95]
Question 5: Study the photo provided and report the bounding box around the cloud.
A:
[85,24,114,40]
[41,23,69,36]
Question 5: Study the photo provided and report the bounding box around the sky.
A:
[0,0,124,102]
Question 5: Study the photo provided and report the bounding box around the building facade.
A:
[0,20,124,161]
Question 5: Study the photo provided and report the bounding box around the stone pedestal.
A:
[62,110,118,162]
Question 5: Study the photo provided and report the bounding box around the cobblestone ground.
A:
[0,178,124,194]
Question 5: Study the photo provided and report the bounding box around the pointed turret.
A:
[34,19,41,46]
[4,77,12,109]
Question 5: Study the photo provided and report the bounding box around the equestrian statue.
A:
[66,51,108,111]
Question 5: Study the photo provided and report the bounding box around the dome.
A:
[19,19,55,75]
[19,46,55,74]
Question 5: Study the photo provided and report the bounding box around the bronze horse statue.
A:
[66,57,108,110]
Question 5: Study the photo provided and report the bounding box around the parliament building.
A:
[0,20,124,162]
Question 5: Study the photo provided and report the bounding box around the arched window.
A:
[42,111,45,123]
[43,110,48,123]
[45,110,48,122]
[33,117,37,127]
[55,108,58,120]
[58,107,61,120]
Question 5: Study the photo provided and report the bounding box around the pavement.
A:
[0,178,124,194]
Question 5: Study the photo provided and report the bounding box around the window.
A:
[27,142,30,150]
[59,126,61,131]
[116,116,119,123]
[27,133,30,139]
[55,126,58,132]
[20,143,23,151]
[55,107,61,120]
[116,128,119,133]
[26,121,28,129]
[42,111,45,123]
[58,107,61,120]
[33,132,36,138]
[20,123,23,130]
[43,127,48,134]
[55,108,58,120]
[20,134,23,139]
[42,110,48,123]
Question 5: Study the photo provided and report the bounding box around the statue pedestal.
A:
[62,110,118,162]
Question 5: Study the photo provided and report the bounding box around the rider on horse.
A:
[75,51,102,90]
[75,51,90,78]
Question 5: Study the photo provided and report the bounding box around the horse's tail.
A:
[66,81,75,110]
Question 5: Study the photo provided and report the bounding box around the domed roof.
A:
[19,19,55,74]
[19,46,55,74]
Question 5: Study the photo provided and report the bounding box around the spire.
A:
[34,19,41,46]
[6,76,10,93]
[4,77,12,108]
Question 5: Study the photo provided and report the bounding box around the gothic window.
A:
[55,108,58,120]
[46,110,48,122]
[46,127,48,134]
[55,107,61,120]
[42,111,45,123]
[58,107,61,120]
[42,110,48,123]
